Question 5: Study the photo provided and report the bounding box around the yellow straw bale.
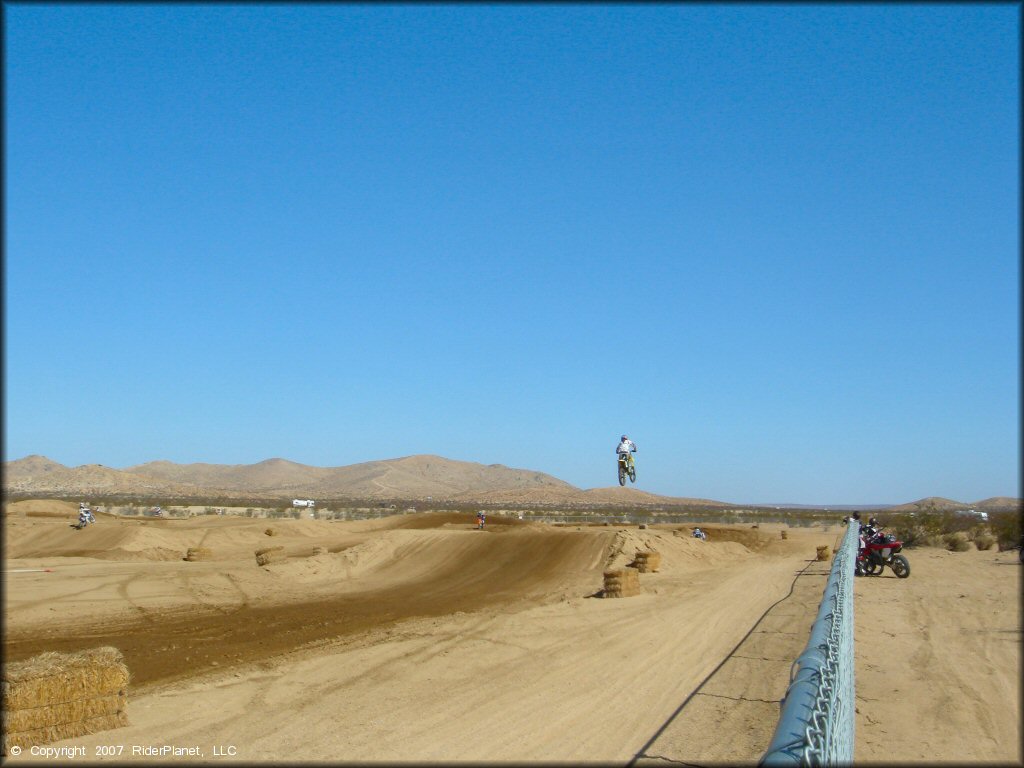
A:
[185,547,213,561]
[1,647,129,753]
[816,545,831,561]
[313,546,328,556]
[632,551,661,572]
[3,693,126,731]
[2,647,129,711]
[255,546,284,566]
[3,713,129,753]
[264,528,277,536]
[781,530,788,539]
[603,568,640,597]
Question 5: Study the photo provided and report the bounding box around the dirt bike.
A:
[857,530,910,578]
[617,452,636,486]
[73,511,95,530]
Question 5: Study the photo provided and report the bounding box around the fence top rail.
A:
[759,521,859,766]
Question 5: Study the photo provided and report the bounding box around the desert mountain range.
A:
[1,454,730,507]
[2,454,1019,511]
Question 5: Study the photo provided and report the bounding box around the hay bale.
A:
[264,528,277,536]
[816,545,831,561]
[603,568,640,597]
[255,546,284,566]
[639,523,648,530]
[632,550,661,573]
[312,546,328,556]
[2,647,129,753]
[184,547,213,562]
[780,530,788,539]
[3,692,126,731]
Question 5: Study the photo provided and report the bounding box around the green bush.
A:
[891,525,942,548]
[988,509,1023,551]
[944,532,971,552]
[974,533,995,551]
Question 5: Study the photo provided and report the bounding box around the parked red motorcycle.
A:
[857,528,910,578]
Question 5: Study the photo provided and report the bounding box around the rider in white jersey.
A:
[617,436,637,471]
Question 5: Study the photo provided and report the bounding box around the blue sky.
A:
[4,4,1019,505]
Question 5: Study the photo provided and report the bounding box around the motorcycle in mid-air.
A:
[857,527,910,578]
[617,452,636,486]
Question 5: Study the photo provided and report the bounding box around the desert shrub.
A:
[988,509,1023,551]
[974,533,995,551]
[891,525,942,549]
[944,532,971,552]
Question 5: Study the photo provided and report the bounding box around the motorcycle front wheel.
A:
[891,555,910,578]
[628,465,636,483]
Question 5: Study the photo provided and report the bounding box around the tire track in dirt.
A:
[3,529,613,691]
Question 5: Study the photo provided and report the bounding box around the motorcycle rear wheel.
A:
[891,554,910,578]
[618,464,626,486]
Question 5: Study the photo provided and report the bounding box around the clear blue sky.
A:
[4,4,1019,505]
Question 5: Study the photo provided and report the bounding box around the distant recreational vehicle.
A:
[957,508,989,521]
[292,499,316,508]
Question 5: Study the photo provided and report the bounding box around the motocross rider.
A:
[616,435,637,469]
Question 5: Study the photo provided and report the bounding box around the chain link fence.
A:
[760,520,859,766]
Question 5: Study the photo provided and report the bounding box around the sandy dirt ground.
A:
[2,502,1019,764]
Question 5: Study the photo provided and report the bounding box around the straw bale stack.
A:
[780,530,788,539]
[264,528,277,536]
[2,647,129,754]
[631,550,661,573]
[184,547,212,562]
[255,546,284,566]
[602,567,640,598]
[313,546,328,556]
[816,545,831,561]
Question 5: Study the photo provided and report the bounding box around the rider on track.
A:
[616,435,637,467]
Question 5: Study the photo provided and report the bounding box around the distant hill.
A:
[884,496,965,513]
[972,497,1023,511]
[884,496,1022,513]
[4,455,211,497]
[4,454,710,506]
[4,455,1018,510]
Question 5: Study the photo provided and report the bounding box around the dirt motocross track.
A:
[3,505,1019,764]
[4,513,613,688]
